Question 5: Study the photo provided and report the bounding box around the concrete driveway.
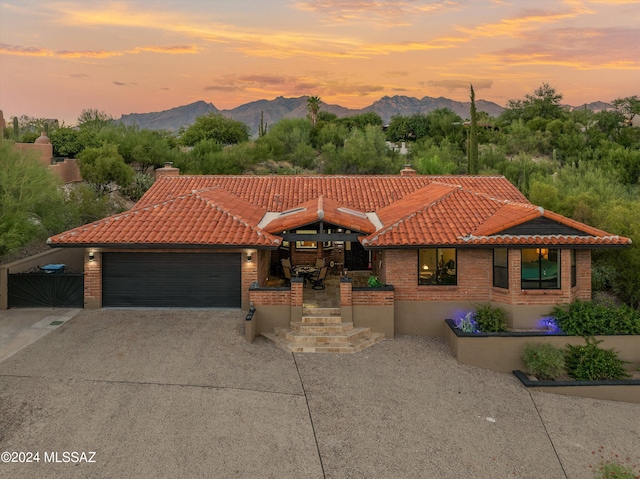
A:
[0,309,638,478]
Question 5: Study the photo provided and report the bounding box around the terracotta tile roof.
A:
[47,189,280,248]
[262,195,376,234]
[363,186,631,247]
[136,175,529,212]
[460,208,631,246]
[48,174,631,248]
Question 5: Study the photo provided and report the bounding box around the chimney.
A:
[156,162,180,180]
[400,164,417,177]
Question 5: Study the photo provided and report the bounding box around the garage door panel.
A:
[102,253,241,308]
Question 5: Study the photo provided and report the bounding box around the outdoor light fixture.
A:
[246,252,252,262]
[89,252,95,262]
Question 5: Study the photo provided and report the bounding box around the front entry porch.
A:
[251,275,391,353]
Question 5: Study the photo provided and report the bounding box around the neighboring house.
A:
[12,132,82,184]
[47,164,631,338]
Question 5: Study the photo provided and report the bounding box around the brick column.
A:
[84,250,102,309]
[290,277,304,322]
[340,276,353,323]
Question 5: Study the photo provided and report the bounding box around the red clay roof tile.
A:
[48,175,631,248]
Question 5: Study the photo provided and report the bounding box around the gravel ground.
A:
[0,309,638,478]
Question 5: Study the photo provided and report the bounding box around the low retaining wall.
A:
[352,286,395,339]
[446,319,640,373]
[513,371,640,404]
[447,320,640,404]
[248,287,291,335]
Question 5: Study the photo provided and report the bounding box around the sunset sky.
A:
[1,0,639,125]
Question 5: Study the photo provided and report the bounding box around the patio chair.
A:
[283,265,293,285]
[314,258,325,268]
[310,266,328,290]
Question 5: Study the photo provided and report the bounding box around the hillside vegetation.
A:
[3,87,639,306]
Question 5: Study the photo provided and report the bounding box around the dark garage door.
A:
[102,252,241,308]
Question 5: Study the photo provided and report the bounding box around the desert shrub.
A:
[473,303,507,332]
[564,337,630,381]
[552,300,640,336]
[522,343,566,380]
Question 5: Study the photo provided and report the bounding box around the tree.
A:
[50,127,85,158]
[337,112,383,131]
[322,125,401,174]
[0,141,66,256]
[468,84,479,175]
[180,113,249,147]
[611,95,640,125]
[77,143,134,195]
[502,83,566,123]
[307,96,321,128]
[76,108,113,131]
[98,124,181,172]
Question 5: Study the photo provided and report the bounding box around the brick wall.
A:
[249,289,291,306]
[352,288,394,306]
[385,247,591,307]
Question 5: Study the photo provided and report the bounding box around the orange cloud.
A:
[480,27,640,70]
[0,44,51,56]
[294,0,460,23]
[427,79,494,91]
[456,4,594,39]
[0,43,198,59]
[204,73,384,98]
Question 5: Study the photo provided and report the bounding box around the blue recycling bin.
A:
[41,264,66,274]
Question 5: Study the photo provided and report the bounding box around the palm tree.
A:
[307,96,321,127]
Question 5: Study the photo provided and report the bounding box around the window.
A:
[295,230,317,249]
[493,249,509,289]
[418,248,456,285]
[571,249,576,287]
[521,248,560,289]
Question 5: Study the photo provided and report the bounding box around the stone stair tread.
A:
[291,321,354,333]
[261,331,384,353]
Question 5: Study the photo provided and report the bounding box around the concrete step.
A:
[290,321,354,333]
[278,327,371,344]
[300,315,342,325]
[261,332,384,353]
[302,307,340,316]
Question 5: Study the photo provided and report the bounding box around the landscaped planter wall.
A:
[352,286,395,339]
[512,370,640,404]
[446,319,640,373]
[446,320,640,403]
[248,286,291,334]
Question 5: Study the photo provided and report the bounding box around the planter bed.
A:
[513,370,640,404]
[446,319,640,403]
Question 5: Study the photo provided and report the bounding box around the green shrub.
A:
[367,275,385,288]
[473,303,507,332]
[552,300,640,336]
[522,343,566,380]
[593,461,637,479]
[564,337,630,381]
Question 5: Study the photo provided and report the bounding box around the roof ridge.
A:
[193,194,278,242]
[364,186,461,245]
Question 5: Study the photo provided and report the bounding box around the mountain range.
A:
[118,95,612,137]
